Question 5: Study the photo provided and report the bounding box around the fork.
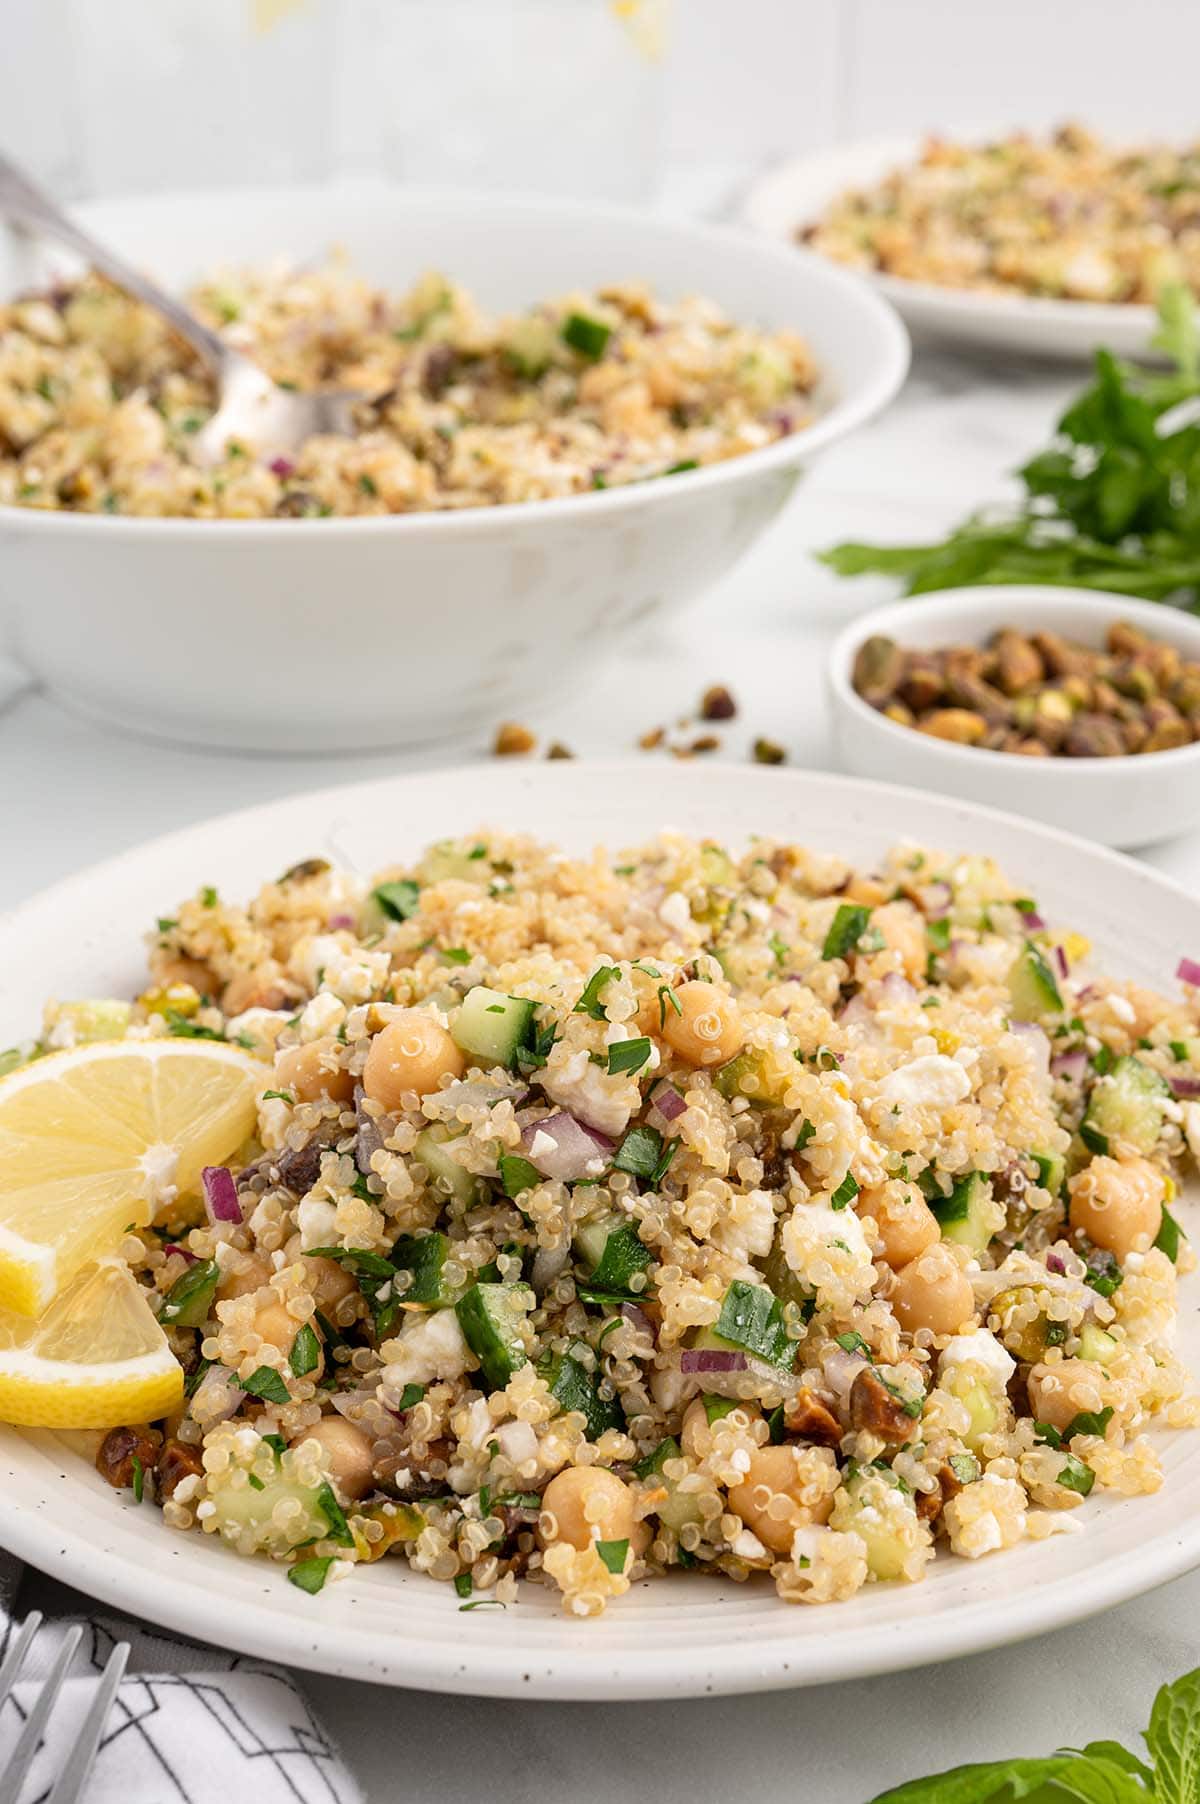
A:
[0,146,362,463]
[0,1613,130,1804]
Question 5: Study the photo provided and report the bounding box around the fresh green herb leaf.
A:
[396,1383,425,1412]
[823,904,871,962]
[595,1537,629,1574]
[288,1556,335,1595]
[454,1572,473,1599]
[1057,1451,1096,1497]
[1156,1203,1185,1261]
[575,965,618,1019]
[240,1365,290,1404]
[612,1124,664,1181]
[200,886,218,908]
[498,1154,541,1198]
[441,947,472,966]
[835,1330,870,1355]
[1145,1666,1200,1804]
[562,312,612,359]
[289,1323,321,1378]
[248,1473,265,1491]
[607,1037,652,1077]
[713,1278,794,1370]
[131,1455,145,1503]
[830,1171,860,1210]
[316,1480,354,1546]
[261,1089,294,1104]
[373,879,421,922]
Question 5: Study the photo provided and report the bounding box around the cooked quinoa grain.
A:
[48,828,1200,1613]
[805,123,1200,304]
[0,263,818,519]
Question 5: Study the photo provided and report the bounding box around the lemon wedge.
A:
[0,1259,184,1428]
[0,1039,261,1316]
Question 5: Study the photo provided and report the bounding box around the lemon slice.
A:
[0,1039,261,1316]
[0,1259,184,1428]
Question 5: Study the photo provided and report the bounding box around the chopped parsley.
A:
[131,1455,145,1503]
[595,1537,630,1574]
[830,1171,860,1210]
[823,904,871,962]
[574,965,618,1019]
[289,1323,321,1378]
[607,1037,652,1077]
[287,1556,335,1595]
[316,1481,354,1546]
[239,1366,291,1404]
[373,879,421,921]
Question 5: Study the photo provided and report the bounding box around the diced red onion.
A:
[837,992,872,1027]
[1050,1049,1089,1083]
[880,970,916,1003]
[190,1364,243,1425]
[201,1165,242,1225]
[620,1301,656,1343]
[650,1080,687,1122]
[328,911,356,930]
[821,1346,869,1408]
[1052,945,1070,981]
[269,455,296,478]
[520,1113,614,1182]
[530,1244,571,1295]
[1170,1072,1200,1098]
[923,882,952,918]
[679,1349,747,1374]
[1178,957,1200,989]
[355,1084,390,1175]
[167,1243,200,1266]
[1020,910,1046,931]
[1045,1251,1067,1275]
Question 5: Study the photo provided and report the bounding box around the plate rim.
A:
[4,759,1200,1698]
[739,134,1160,347]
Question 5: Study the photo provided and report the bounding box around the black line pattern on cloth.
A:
[0,1618,354,1804]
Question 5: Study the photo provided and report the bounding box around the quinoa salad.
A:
[26,830,1200,1617]
[0,263,817,518]
[805,123,1200,304]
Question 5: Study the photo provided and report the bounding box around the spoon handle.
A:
[0,150,228,369]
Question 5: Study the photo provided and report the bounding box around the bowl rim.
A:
[0,182,910,539]
[828,584,1200,776]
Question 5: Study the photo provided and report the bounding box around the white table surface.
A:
[6,203,1200,1800]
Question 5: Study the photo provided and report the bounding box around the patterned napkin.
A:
[0,1552,362,1803]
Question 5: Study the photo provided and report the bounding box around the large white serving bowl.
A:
[0,184,907,754]
[742,137,1162,362]
[2,761,1200,1699]
[828,588,1200,850]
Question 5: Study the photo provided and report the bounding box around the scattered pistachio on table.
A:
[852,619,1200,757]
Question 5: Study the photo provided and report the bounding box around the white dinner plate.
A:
[741,137,1161,362]
[2,762,1200,1699]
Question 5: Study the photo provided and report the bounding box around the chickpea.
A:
[216,1252,273,1302]
[661,981,743,1068]
[1028,1360,1107,1435]
[870,901,926,983]
[539,1466,636,1552]
[274,1036,355,1105]
[860,1181,940,1270]
[727,1444,837,1555]
[155,953,218,994]
[890,1243,977,1336]
[306,1255,358,1314]
[221,968,289,1016]
[1069,1155,1165,1260]
[362,1011,465,1108]
[252,1299,307,1361]
[291,1417,375,1503]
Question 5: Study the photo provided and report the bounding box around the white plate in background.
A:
[742,136,1161,362]
[2,761,1199,1698]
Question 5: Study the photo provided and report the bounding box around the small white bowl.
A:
[828,587,1200,849]
[0,183,908,755]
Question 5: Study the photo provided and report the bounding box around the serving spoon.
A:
[0,149,361,462]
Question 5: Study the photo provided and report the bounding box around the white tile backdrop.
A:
[4,0,1200,202]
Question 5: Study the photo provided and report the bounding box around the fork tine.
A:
[45,1641,129,1804]
[0,1615,42,1714]
[0,1623,82,1804]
